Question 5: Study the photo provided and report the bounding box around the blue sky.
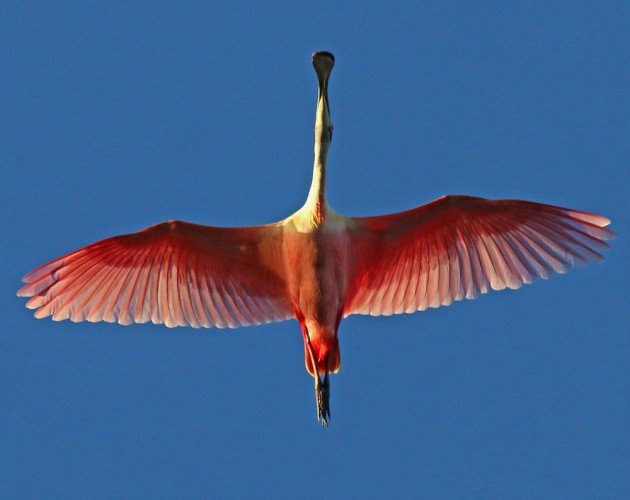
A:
[2,2,628,498]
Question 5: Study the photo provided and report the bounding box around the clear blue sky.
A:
[2,2,628,498]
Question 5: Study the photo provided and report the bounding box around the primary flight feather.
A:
[18,52,614,425]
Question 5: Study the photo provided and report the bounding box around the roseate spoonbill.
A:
[18,52,614,426]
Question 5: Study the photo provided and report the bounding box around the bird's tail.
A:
[305,336,340,376]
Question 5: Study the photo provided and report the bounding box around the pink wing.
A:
[344,195,614,316]
[18,220,292,328]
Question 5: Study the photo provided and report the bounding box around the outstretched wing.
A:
[344,195,614,317]
[18,220,292,328]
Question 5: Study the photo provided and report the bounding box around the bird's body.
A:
[285,203,350,376]
[18,52,614,425]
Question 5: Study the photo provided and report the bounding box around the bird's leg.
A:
[304,336,330,426]
[318,359,331,426]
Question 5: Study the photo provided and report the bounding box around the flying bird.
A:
[18,52,614,426]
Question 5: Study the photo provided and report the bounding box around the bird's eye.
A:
[328,125,334,141]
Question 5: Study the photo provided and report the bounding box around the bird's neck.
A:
[305,96,331,222]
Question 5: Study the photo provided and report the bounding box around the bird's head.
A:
[312,51,334,143]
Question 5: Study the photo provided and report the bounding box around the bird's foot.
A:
[315,375,330,427]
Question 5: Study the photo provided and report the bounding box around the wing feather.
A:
[345,195,614,316]
[19,220,293,328]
